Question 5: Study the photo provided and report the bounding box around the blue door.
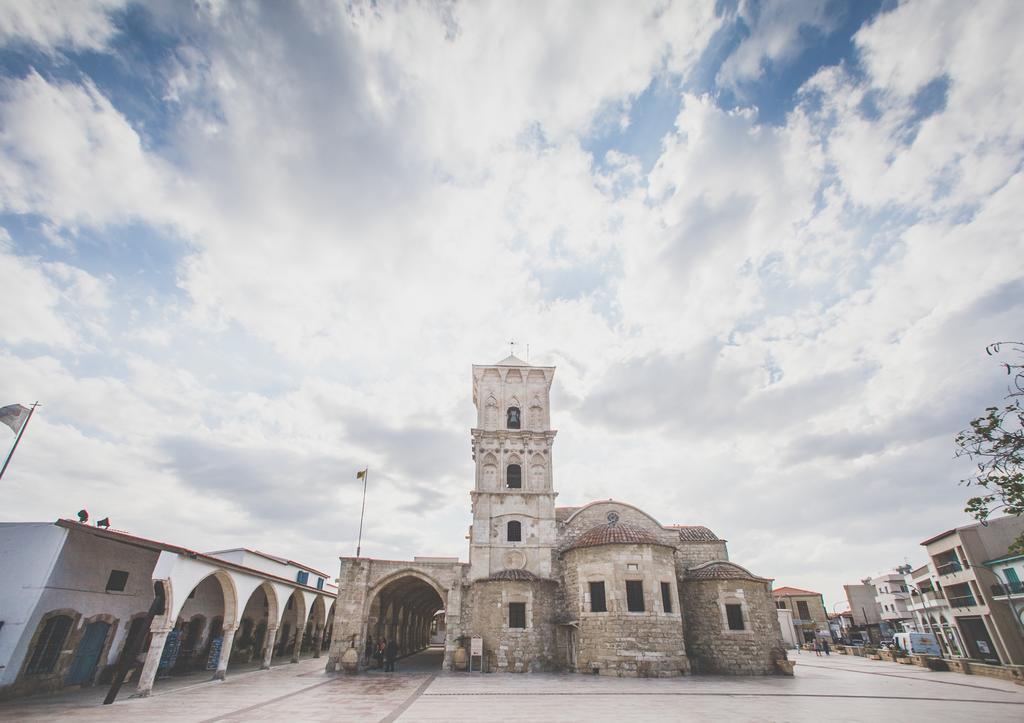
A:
[66,621,110,685]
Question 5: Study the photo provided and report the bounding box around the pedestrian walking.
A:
[822,639,831,656]
[385,638,398,673]
[813,639,822,657]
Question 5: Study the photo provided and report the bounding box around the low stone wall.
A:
[961,661,1024,683]
[841,647,1024,684]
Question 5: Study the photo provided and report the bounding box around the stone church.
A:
[327,355,788,676]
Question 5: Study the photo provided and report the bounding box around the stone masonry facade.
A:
[327,355,788,677]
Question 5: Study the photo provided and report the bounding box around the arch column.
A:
[135,627,172,698]
[213,626,237,680]
[312,623,324,659]
[261,625,279,670]
[290,623,302,663]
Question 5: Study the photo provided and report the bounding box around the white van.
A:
[892,632,942,656]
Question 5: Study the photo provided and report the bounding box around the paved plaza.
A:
[1,648,1021,722]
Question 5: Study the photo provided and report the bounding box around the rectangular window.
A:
[317,577,325,590]
[796,600,811,620]
[661,582,673,613]
[296,570,309,585]
[726,603,744,630]
[589,581,607,612]
[625,580,645,612]
[105,570,129,592]
[508,602,526,628]
[775,600,786,609]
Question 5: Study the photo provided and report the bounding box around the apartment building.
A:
[905,563,965,657]
[921,516,1024,665]
[871,572,913,633]
[983,551,1024,646]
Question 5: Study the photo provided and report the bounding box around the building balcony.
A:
[936,560,963,576]
[947,594,978,609]
[990,581,1024,597]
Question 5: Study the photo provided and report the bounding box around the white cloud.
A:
[0,71,181,228]
[717,0,838,91]
[0,0,1021,606]
[0,0,126,53]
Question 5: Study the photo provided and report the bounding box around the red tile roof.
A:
[562,522,669,553]
[686,561,769,582]
[668,525,720,542]
[772,586,821,597]
[484,569,541,582]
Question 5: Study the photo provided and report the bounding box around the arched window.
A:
[507,406,521,429]
[507,520,522,542]
[26,615,73,674]
[507,464,522,488]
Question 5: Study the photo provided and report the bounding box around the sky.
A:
[1,0,1022,609]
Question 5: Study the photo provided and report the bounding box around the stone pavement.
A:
[1,647,1021,722]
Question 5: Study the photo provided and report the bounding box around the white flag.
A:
[0,404,30,435]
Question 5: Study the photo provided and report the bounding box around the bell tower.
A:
[468,354,557,580]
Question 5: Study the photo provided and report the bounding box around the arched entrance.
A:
[151,571,236,689]
[365,573,446,671]
[302,596,327,659]
[322,600,336,654]
[276,590,307,663]
[232,582,279,671]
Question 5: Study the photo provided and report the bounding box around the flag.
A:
[0,404,30,435]
[356,469,367,480]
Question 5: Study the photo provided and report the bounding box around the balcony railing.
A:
[936,561,963,575]
[991,581,1024,596]
[947,594,977,608]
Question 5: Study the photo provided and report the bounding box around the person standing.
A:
[822,638,831,656]
[364,636,374,665]
[375,639,386,669]
[385,638,398,673]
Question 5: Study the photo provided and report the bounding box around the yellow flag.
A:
[356,469,366,480]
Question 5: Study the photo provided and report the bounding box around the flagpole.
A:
[355,467,369,558]
[0,402,38,483]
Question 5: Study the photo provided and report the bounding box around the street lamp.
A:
[908,584,946,659]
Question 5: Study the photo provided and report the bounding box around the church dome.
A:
[562,521,669,553]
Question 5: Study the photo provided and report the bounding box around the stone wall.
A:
[562,544,689,677]
[674,541,729,569]
[462,579,558,672]
[681,576,786,675]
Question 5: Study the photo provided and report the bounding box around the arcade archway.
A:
[365,574,445,669]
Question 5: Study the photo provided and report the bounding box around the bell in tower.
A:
[468,353,558,580]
